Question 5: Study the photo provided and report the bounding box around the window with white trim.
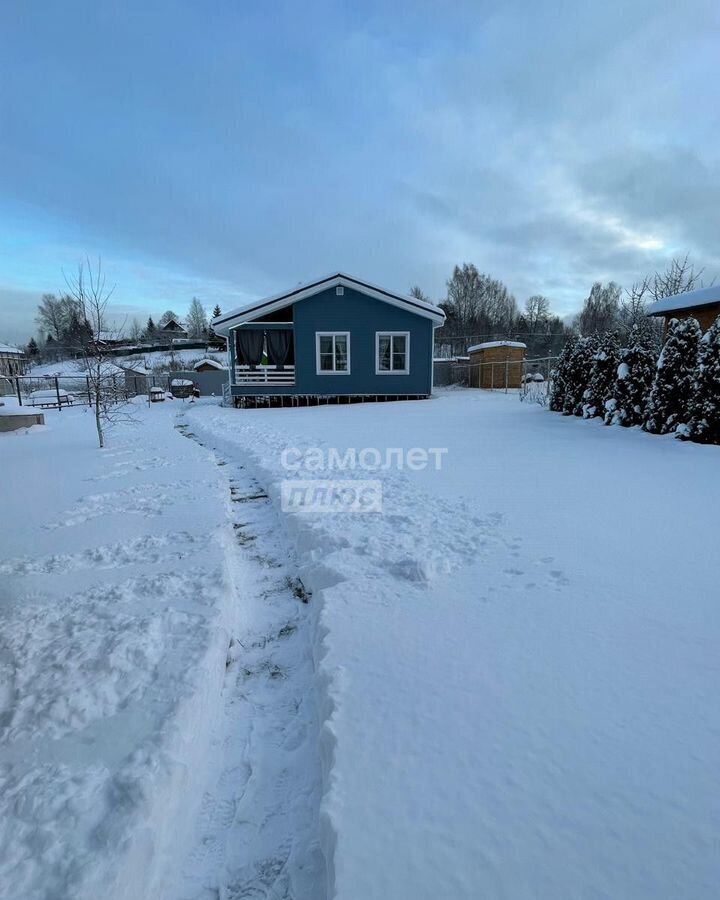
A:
[376,332,409,374]
[316,332,350,373]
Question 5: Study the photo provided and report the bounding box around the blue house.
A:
[211,273,446,407]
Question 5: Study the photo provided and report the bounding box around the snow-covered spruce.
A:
[605,326,658,427]
[583,332,620,420]
[563,335,599,417]
[548,335,576,413]
[644,317,702,435]
[679,314,720,443]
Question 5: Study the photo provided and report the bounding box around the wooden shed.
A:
[646,286,720,334]
[467,341,527,389]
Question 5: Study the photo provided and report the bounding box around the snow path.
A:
[172,416,326,900]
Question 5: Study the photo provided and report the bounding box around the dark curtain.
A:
[235,330,265,369]
[266,329,293,370]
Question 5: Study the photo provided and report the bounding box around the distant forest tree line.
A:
[417,254,709,359]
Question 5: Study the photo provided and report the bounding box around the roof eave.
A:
[647,301,720,317]
[211,273,445,334]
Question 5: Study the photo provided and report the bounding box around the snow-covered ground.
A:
[2,389,718,899]
[28,348,226,377]
[184,390,719,900]
[0,399,323,900]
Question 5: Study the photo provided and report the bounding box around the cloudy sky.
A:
[1,0,719,344]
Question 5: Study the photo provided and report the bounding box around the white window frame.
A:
[375,331,410,375]
[316,331,351,375]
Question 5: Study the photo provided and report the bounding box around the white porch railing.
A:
[234,364,295,386]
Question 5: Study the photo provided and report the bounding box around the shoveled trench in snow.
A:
[0,399,326,900]
[171,415,325,900]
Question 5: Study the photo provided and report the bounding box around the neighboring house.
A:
[96,330,125,346]
[158,319,189,339]
[193,358,226,372]
[90,330,127,352]
[0,343,27,377]
[647,286,720,333]
[211,272,445,407]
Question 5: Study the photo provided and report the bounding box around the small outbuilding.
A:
[467,341,527,389]
[646,285,720,333]
[0,343,27,377]
[119,363,151,395]
[193,358,226,372]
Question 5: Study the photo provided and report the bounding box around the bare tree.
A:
[186,297,208,338]
[576,282,621,335]
[409,285,431,302]
[651,253,705,300]
[620,254,708,346]
[442,263,518,337]
[618,288,661,346]
[158,309,181,326]
[524,295,550,332]
[63,257,134,449]
[35,294,66,340]
[128,318,144,343]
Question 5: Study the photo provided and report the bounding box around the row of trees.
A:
[35,293,95,347]
[416,255,707,360]
[574,255,705,345]
[413,264,571,358]
[30,294,222,359]
[130,299,222,343]
[550,316,720,444]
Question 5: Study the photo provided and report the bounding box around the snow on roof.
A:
[170,378,193,386]
[211,272,446,335]
[118,362,151,375]
[193,357,225,370]
[646,285,720,316]
[95,331,123,342]
[0,343,23,355]
[96,361,128,376]
[467,340,527,352]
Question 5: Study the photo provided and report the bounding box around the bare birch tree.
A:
[186,297,208,338]
[63,257,134,449]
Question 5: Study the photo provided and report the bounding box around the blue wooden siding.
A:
[231,286,434,396]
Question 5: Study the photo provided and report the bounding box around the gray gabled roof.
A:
[211,272,445,336]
